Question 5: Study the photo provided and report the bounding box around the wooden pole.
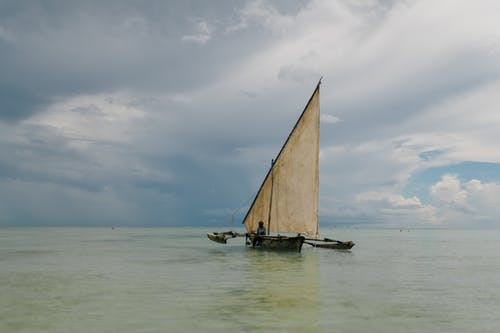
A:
[266,159,274,235]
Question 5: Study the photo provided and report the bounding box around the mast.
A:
[266,159,274,235]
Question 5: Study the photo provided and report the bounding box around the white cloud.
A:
[320,174,500,228]
[26,93,146,144]
[321,114,342,124]
[430,174,467,205]
[355,191,437,225]
[1,92,177,193]
[400,80,500,164]
[182,20,213,44]
[226,0,295,34]
[318,130,500,227]
[465,180,500,219]
[428,175,500,226]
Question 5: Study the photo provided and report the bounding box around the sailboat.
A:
[207,79,354,252]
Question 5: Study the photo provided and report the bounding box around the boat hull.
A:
[246,235,305,252]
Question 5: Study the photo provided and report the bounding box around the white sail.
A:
[243,84,320,237]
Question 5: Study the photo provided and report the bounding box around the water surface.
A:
[1,227,499,332]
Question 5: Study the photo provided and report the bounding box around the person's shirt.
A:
[256,226,266,235]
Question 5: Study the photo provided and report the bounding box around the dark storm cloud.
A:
[0,0,276,121]
[0,84,48,121]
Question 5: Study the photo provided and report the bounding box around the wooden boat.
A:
[208,79,354,252]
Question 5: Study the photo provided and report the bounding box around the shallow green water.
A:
[1,227,499,332]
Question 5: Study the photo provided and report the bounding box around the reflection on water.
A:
[246,250,319,332]
[202,249,320,333]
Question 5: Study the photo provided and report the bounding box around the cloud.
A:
[0,2,251,121]
[402,80,500,163]
[182,20,213,44]
[0,176,185,226]
[0,92,178,225]
[321,114,342,124]
[354,191,437,225]
[321,174,500,228]
[430,174,467,205]
[226,0,297,34]
[430,175,500,226]
[0,24,15,42]
[1,0,500,227]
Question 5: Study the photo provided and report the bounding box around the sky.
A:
[1,0,500,228]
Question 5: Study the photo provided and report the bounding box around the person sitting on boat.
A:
[253,221,266,247]
[256,221,266,235]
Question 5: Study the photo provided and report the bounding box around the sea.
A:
[1,227,499,333]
